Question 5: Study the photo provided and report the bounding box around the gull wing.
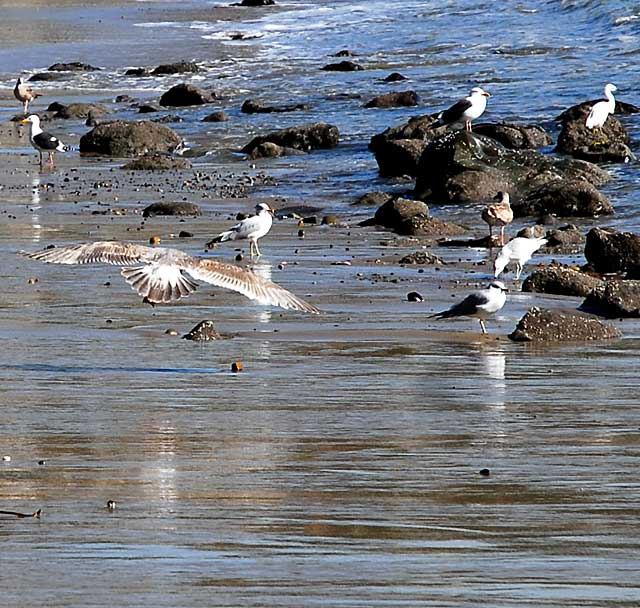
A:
[23,241,166,266]
[439,98,473,124]
[432,292,489,319]
[184,257,320,313]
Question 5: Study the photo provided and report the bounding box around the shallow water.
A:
[2,1,640,606]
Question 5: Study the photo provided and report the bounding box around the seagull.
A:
[14,77,41,114]
[481,191,514,246]
[21,241,319,313]
[493,236,547,279]
[586,83,617,129]
[206,203,274,257]
[436,87,491,132]
[20,114,70,168]
[430,281,508,334]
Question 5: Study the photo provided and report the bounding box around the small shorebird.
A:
[20,114,70,168]
[431,281,508,335]
[22,241,319,313]
[436,87,491,132]
[586,83,617,129]
[206,203,274,257]
[14,77,41,114]
[493,236,547,280]
[482,191,513,246]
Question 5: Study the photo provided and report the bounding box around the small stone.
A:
[182,320,221,342]
[231,361,244,373]
[164,329,179,336]
[407,291,423,302]
[27,277,38,284]
[479,468,491,477]
[149,235,161,245]
[235,253,244,262]
[321,214,340,226]
[178,230,193,238]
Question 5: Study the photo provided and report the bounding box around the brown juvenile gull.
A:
[481,191,513,246]
[22,241,320,313]
[207,203,274,257]
[20,114,71,168]
[436,86,491,132]
[14,77,41,114]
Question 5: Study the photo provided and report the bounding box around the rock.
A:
[149,235,161,245]
[152,61,200,75]
[246,142,306,160]
[509,307,621,342]
[239,0,275,5]
[398,215,466,237]
[584,227,640,277]
[153,115,184,124]
[241,99,309,113]
[48,62,100,72]
[121,154,192,171]
[321,60,363,71]
[556,100,640,122]
[407,291,423,302]
[374,197,429,229]
[51,103,110,119]
[242,122,339,155]
[321,215,341,226]
[142,201,202,217]
[581,280,640,318]
[115,94,135,103]
[159,83,217,107]
[28,72,67,82]
[182,320,221,341]
[398,251,444,265]
[371,138,428,177]
[231,360,244,372]
[383,72,408,82]
[334,49,353,57]
[80,120,182,157]
[125,68,149,77]
[138,103,161,113]
[352,191,393,206]
[516,225,546,239]
[522,265,603,297]
[364,91,418,109]
[473,123,553,149]
[203,111,229,122]
[544,224,585,251]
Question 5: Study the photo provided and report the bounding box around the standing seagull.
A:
[21,241,319,313]
[436,87,491,131]
[430,281,508,335]
[20,114,70,168]
[586,83,617,129]
[493,236,547,280]
[482,191,513,246]
[14,77,41,114]
[206,203,274,257]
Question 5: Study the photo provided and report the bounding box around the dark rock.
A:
[179,231,193,238]
[48,62,100,72]
[51,103,110,119]
[473,123,553,149]
[115,95,135,103]
[80,120,182,157]
[522,265,603,297]
[242,122,339,155]
[584,227,640,277]
[138,103,161,113]
[142,201,201,217]
[509,307,621,342]
[29,72,67,82]
[407,291,424,302]
[239,0,275,5]
[383,72,408,82]
[438,235,494,248]
[159,83,217,107]
[516,225,546,239]
[321,215,341,226]
[581,280,640,318]
[241,99,309,113]
[372,138,429,178]
[182,320,221,341]
[364,91,418,109]
[152,115,184,124]
[121,154,192,171]
[321,60,363,71]
[125,68,149,77]
[374,198,429,229]
[334,49,353,57]
[555,99,640,122]
[301,216,318,225]
[398,251,444,265]
[152,62,200,76]
[352,191,394,206]
[203,111,229,122]
[544,224,585,251]
[399,215,466,237]
[246,142,306,160]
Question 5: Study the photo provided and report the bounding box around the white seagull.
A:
[206,203,274,257]
[22,241,319,313]
[493,236,547,280]
[20,114,70,168]
[586,83,617,129]
[436,87,491,132]
[430,281,508,334]
[14,77,41,114]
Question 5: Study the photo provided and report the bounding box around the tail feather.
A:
[120,265,199,304]
[206,230,233,248]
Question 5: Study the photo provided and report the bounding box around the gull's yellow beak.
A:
[20,118,29,124]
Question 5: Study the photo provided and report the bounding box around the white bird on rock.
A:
[14,77,41,114]
[207,203,274,257]
[22,241,319,313]
[430,281,508,335]
[493,236,547,280]
[436,87,491,132]
[586,83,617,129]
[20,114,71,168]
[482,191,513,246]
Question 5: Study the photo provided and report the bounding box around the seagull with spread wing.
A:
[22,241,319,313]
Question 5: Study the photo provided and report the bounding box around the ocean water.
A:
[1,1,640,606]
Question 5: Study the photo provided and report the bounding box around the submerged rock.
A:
[79,120,182,157]
[159,83,217,107]
[246,142,306,159]
[48,62,100,72]
[142,201,202,217]
[202,111,229,122]
[121,154,192,171]
[584,227,640,277]
[509,307,621,342]
[581,281,640,318]
[242,122,339,155]
[364,91,418,109]
[321,60,364,71]
[183,320,221,341]
[152,61,200,75]
[522,265,603,297]
[241,99,309,113]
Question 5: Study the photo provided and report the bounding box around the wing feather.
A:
[23,241,165,266]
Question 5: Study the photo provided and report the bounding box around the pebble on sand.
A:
[231,361,244,373]
[407,291,423,302]
[149,235,161,245]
